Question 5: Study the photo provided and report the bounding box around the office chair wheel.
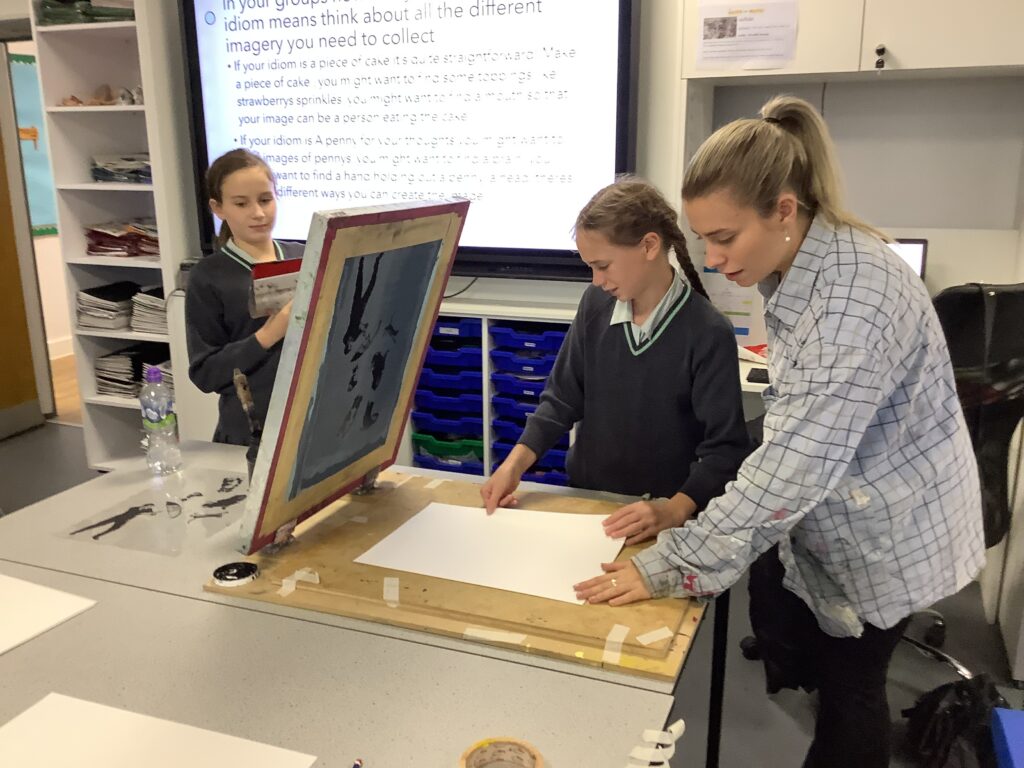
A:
[740,635,761,661]
[923,618,947,648]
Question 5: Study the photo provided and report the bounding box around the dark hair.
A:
[682,95,887,241]
[575,176,708,300]
[205,148,276,248]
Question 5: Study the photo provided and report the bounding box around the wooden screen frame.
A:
[239,200,470,554]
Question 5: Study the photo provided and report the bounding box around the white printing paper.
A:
[355,502,624,604]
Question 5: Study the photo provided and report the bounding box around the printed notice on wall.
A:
[697,1,798,70]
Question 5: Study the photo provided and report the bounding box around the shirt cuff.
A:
[632,541,684,599]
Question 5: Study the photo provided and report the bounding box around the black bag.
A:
[901,673,1008,768]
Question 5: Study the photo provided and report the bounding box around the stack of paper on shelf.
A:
[131,286,166,334]
[90,153,151,184]
[94,342,170,398]
[85,219,159,259]
[77,281,139,330]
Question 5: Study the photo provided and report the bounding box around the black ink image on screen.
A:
[287,241,441,499]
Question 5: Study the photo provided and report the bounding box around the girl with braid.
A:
[482,177,750,544]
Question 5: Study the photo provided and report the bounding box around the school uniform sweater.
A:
[185,239,304,445]
[518,283,751,506]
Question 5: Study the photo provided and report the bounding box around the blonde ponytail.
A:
[682,95,888,241]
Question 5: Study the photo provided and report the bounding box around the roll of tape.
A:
[459,737,543,768]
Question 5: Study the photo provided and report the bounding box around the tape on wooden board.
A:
[383,577,399,607]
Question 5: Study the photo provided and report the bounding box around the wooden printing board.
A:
[206,470,704,682]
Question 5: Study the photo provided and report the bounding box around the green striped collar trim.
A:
[221,239,284,269]
[623,280,692,356]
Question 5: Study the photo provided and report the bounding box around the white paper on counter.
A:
[0,694,317,768]
[0,573,95,656]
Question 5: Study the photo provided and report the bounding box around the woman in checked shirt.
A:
[575,95,985,767]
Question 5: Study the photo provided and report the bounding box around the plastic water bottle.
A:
[139,368,182,475]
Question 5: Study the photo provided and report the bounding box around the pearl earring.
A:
[785,234,792,243]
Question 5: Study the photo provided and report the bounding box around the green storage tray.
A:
[412,432,484,461]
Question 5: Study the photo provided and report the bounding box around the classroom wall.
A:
[712,78,1024,294]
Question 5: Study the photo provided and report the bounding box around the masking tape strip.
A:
[351,515,368,523]
[641,720,685,745]
[626,719,685,767]
[277,567,320,597]
[390,474,413,488]
[602,623,630,665]
[424,478,446,489]
[463,627,527,645]
[629,743,675,763]
[636,626,674,646]
[383,577,399,607]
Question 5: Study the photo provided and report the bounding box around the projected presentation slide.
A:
[191,0,622,251]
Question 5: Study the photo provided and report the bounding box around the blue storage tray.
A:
[419,367,482,392]
[993,707,1024,768]
[492,440,567,470]
[525,469,568,486]
[411,410,483,436]
[491,418,523,443]
[490,325,566,352]
[490,349,557,376]
[492,396,537,420]
[434,317,481,339]
[491,372,546,399]
[426,346,481,368]
[491,418,569,449]
[413,454,484,476]
[415,389,483,414]
[490,461,568,486]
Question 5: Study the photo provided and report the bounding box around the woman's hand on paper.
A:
[574,560,651,606]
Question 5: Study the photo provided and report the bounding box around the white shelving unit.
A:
[31,3,199,469]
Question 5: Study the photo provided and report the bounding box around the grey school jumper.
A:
[185,240,303,445]
[519,284,750,506]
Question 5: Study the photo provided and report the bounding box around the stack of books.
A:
[76,281,139,330]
